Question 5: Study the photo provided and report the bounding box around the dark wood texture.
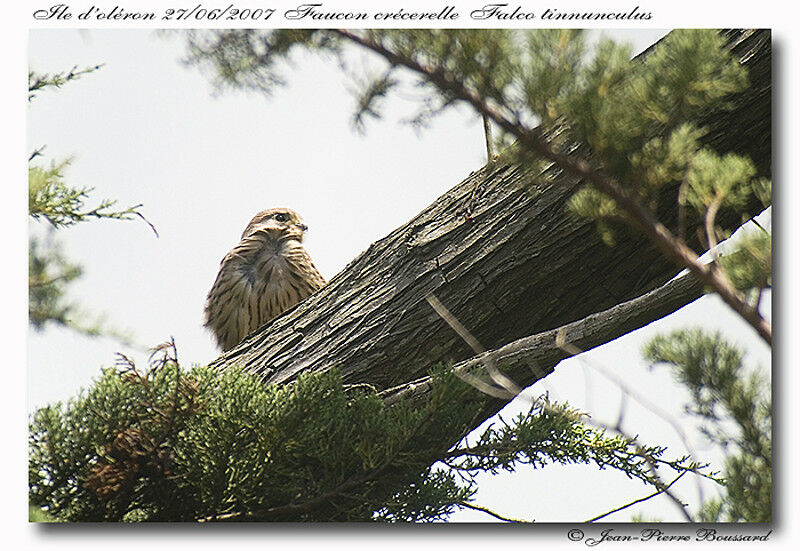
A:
[211,30,770,399]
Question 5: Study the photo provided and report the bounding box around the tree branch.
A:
[457,501,528,523]
[381,268,704,408]
[331,29,770,345]
[212,31,769,451]
[199,399,439,522]
[585,471,688,522]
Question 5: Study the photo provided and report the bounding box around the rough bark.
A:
[211,30,770,400]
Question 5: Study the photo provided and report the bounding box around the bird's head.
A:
[241,208,309,242]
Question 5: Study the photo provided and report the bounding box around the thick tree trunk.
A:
[212,30,770,403]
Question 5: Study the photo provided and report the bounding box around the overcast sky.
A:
[24,26,774,526]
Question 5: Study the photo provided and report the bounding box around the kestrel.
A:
[204,208,325,351]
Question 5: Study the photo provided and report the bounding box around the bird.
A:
[204,208,326,351]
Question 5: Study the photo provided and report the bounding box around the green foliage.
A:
[29,351,711,522]
[30,30,769,523]
[373,470,472,522]
[520,30,591,121]
[29,236,81,331]
[29,350,482,521]
[630,124,706,192]
[182,28,768,255]
[685,151,755,213]
[28,65,103,101]
[555,30,765,246]
[571,31,747,156]
[182,29,333,94]
[29,504,59,523]
[27,155,149,339]
[28,65,154,340]
[751,178,771,209]
[644,329,771,522]
[29,158,147,229]
[27,155,147,337]
[443,397,712,488]
[29,234,136,342]
[720,230,771,297]
[566,188,621,245]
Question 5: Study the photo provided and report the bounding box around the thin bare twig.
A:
[750,217,769,234]
[457,501,529,523]
[704,192,725,262]
[135,211,160,238]
[555,330,707,506]
[585,471,688,522]
[29,146,46,162]
[677,163,690,242]
[482,114,494,162]
[426,293,521,398]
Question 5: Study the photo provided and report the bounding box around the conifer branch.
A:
[331,29,771,345]
[200,402,439,522]
[28,64,104,101]
[202,468,384,521]
[410,271,719,522]
[558,339,709,507]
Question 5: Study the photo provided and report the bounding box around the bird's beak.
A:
[298,223,309,232]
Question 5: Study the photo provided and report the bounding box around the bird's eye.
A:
[274,213,288,222]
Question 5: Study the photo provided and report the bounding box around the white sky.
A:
[9,2,797,542]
